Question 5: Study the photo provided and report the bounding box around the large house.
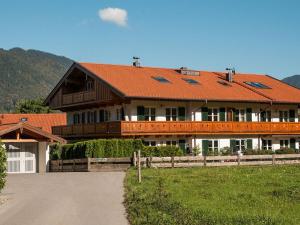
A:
[45,61,300,154]
[0,114,66,173]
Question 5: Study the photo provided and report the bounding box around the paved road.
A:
[0,172,128,225]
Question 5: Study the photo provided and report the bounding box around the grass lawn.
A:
[124,165,300,225]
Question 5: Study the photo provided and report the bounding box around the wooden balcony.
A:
[52,121,300,138]
[62,91,96,105]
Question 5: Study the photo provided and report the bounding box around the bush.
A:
[275,148,296,154]
[219,147,232,156]
[0,142,7,192]
[243,149,273,155]
[192,146,200,156]
[142,145,184,157]
[50,139,144,160]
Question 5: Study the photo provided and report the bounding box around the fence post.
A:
[137,150,141,183]
[204,155,207,166]
[87,157,91,172]
[171,156,175,168]
[272,154,276,165]
[237,154,241,166]
[133,152,137,167]
[149,156,152,168]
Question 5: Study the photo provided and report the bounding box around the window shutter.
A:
[137,106,145,121]
[233,109,238,121]
[99,110,104,122]
[230,139,236,152]
[247,139,253,150]
[179,140,186,154]
[290,138,296,149]
[178,107,186,121]
[219,108,226,121]
[246,108,252,122]
[289,110,295,122]
[201,107,208,121]
[202,140,209,156]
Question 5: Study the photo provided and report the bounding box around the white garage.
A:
[0,122,66,173]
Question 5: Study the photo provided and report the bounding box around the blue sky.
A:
[0,0,299,78]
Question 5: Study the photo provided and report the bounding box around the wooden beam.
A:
[2,139,39,143]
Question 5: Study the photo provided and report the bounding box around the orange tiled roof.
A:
[0,114,66,133]
[78,63,300,103]
[79,63,267,102]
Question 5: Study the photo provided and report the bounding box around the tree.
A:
[15,98,54,113]
[0,142,6,192]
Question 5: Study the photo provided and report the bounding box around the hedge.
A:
[50,139,184,160]
[0,142,6,192]
[50,139,144,160]
[141,146,184,157]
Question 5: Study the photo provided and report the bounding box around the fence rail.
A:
[50,154,300,172]
[137,154,300,168]
[50,157,132,172]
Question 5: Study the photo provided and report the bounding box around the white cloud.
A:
[98,7,128,27]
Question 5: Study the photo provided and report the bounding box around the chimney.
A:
[132,57,140,67]
[225,68,235,82]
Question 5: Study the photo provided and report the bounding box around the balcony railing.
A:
[52,121,300,137]
[62,91,96,105]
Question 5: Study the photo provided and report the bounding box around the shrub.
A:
[142,145,184,157]
[219,147,232,156]
[49,144,61,160]
[275,148,296,154]
[192,146,200,156]
[0,142,6,192]
[243,149,273,155]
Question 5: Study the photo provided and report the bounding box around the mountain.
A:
[0,47,73,112]
[282,75,300,88]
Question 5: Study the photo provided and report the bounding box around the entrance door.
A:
[6,143,37,173]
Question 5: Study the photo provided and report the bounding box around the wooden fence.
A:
[50,154,300,172]
[50,157,132,172]
[136,154,300,168]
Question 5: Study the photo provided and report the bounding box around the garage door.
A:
[6,143,37,173]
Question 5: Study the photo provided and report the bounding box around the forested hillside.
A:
[0,47,73,112]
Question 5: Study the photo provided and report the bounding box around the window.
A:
[279,111,289,122]
[235,140,246,152]
[235,109,246,122]
[280,140,289,148]
[144,141,156,146]
[152,76,170,83]
[116,108,121,121]
[99,109,110,122]
[166,108,177,121]
[145,108,156,121]
[166,140,177,146]
[86,80,94,91]
[81,112,86,124]
[262,140,272,150]
[73,113,81,124]
[245,81,270,89]
[208,108,218,121]
[260,111,271,122]
[182,78,199,85]
[87,111,96,123]
[208,140,219,154]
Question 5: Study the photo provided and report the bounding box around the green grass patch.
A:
[124,165,300,225]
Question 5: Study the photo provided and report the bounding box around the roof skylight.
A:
[245,81,270,89]
[152,76,170,83]
[182,78,199,85]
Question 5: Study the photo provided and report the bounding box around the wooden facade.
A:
[48,66,121,110]
[52,121,300,138]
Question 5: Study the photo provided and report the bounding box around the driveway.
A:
[0,172,128,225]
